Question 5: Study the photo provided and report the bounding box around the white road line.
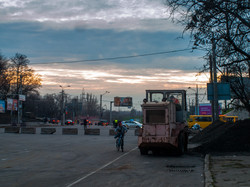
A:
[66,146,138,187]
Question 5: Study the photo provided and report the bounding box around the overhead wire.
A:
[32,48,192,65]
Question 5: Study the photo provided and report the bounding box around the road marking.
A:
[66,146,138,187]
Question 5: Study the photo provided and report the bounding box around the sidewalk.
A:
[205,154,250,187]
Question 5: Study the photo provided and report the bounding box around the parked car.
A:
[97,120,109,126]
[65,120,74,125]
[121,120,142,129]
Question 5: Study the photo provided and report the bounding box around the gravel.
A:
[189,119,250,154]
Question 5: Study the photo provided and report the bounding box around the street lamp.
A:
[109,101,114,126]
[100,91,110,120]
[60,85,70,125]
[188,85,199,115]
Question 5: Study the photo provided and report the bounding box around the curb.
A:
[204,154,213,187]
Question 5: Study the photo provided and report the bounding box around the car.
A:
[49,118,59,124]
[65,120,74,125]
[97,120,109,126]
[121,120,142,129]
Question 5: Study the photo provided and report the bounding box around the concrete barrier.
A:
[21,127,36,134]
[109,129,116,136]
[41,128,56,134]
[62,128,78,135]
[5,127,20,133]
[84,128,100,135]
[135,128,142,136]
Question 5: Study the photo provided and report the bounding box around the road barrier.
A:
[41,128,56,134]
[21,127,36,134]
[62,128,78,135]
[135,128,140,136]
[84,128,100,135]
[109,129,116,136]
[3,126,139,136]
[5,127,20,133]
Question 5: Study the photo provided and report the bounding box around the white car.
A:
[122,120,142,129]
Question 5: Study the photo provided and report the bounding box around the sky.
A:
[0,0,209,110]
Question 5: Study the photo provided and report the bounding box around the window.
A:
[195,117,212,122]
[148,93,163,102]
[146,110,165,123]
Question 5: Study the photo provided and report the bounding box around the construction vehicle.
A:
[138,90,188,155]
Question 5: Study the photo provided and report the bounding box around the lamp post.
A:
[188,85,199,115]
[99,91,110,121]
[109,101,113,126]
[60,85,70,125]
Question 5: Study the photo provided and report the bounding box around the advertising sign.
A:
[199,104,212,115]
[19,94,26,101]
[114,97,132,107]
[7,98,13,110]
[0,100,5,113]
[7,98,18,111]
[13,99,18,111]
[199,103,222,115]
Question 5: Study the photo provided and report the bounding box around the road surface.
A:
[0,126,204,187]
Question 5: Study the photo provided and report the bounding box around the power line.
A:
[32,48,192,65]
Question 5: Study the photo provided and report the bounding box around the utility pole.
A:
[61,89,65,125]
[195,84,199,115]
[188,86,199,115]
[212,35,219,121]
[109,101,113,126]
[18,74,23,125]
[99,91,110,121]
[209,55,215,121]
[60,85,70,125]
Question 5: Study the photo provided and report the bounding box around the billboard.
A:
[7,98,18,111]
[199,103,222,115]
[207,83,231,100]
[19,94,26,101]
[0,100,5,113]
[114,97,132,107]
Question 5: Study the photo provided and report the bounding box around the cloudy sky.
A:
[0,0,209,110]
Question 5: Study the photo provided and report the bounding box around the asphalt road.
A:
[0,126,204,187]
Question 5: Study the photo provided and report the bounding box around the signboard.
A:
[0,100,5,113]
[199,103,222,115]
[199,103,212,115]
[207,83,231,100]
[7,98,18,111]
[19,94,26,101]
[7,98,13,110]
[114,97,132,107]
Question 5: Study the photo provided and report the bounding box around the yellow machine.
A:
[188,115,238,129]
[188,115,212,129]
[220,115,238,123]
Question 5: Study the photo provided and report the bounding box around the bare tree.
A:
[85,93,99,116]
[165,0,250,111]
[9,53,42,96]
[0,53,10,100]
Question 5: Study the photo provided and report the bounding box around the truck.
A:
[138,90,188,155]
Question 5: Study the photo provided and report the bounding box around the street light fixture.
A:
[100,91,110,121]
[59,85,70,125]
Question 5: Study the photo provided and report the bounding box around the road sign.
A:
[207,83,231,100]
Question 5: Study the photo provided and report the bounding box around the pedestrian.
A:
[84,119,87,129]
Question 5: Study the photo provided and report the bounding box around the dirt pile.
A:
[189,119,250,154]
